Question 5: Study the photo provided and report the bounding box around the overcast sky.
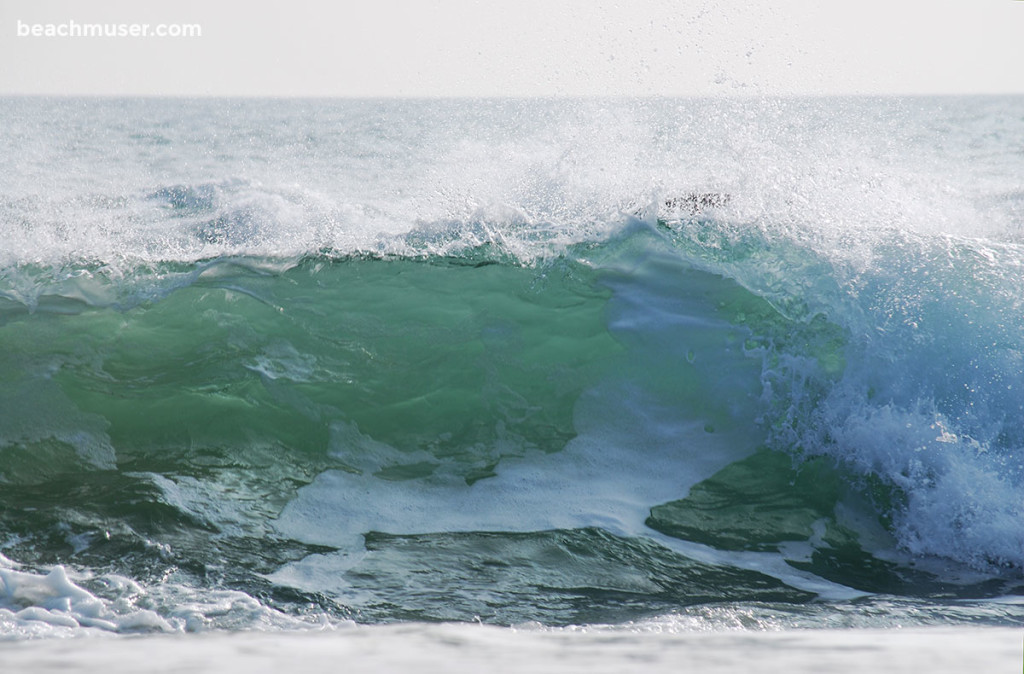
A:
[1,0,1022,97]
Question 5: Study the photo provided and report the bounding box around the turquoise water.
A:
[1,97,1024,636]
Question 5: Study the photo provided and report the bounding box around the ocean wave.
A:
[1,217,1022,604]
[3,97,1024,633]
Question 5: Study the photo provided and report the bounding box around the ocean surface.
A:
[1,96,1023,666]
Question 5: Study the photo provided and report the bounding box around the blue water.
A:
[1,96,1024,637]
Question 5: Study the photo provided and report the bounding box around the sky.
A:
[0,0,1022,97]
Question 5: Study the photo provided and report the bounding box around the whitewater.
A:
[1,96,1023,670]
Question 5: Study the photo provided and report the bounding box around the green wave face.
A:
[1,254,637,616]
[13,257,615,472]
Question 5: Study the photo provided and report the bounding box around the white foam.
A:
[0,565,169,638]
[0,561,339,639]
[807,399,1024,570]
